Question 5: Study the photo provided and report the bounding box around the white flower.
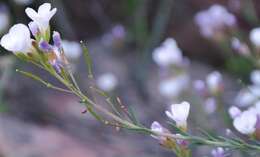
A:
[250,28,260,47]
[251,70,260,85]
[233,109,257,135]
[228,106,241,119]
[153,38,183,67]
[204,97,217,114]
[0,5,10,34]
[206,71,223,94]
[1,24,32,53]
[25,3,57,33]
[97,73,118,92]
[159,74,189,98]
[62,40,82,60]
[165,101,190,128]
[194,4,236,38]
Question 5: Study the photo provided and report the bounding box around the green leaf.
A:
[80,41,93,78]
[16,69,49,86]
[128,105,140,125]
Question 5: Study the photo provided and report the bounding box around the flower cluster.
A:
[194,4,236,40]
[229,70,260,135]
[0,3,74,73]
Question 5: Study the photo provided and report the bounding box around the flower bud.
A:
[39,39,53,52]
[53,31,62,49]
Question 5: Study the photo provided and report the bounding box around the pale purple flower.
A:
[53,31,62,48]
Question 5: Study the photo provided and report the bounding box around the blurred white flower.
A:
[235,90,257,107]
[233,109,257,135]
[165,101,190,128]
[206,71,223,94]
[194,4,236,38]
[211,147,224,157]
[153,38,183,67]
[13,0,33,5]
[25,3,57,34]
[97,73,118,92]
[228,106,241,119]
[251,70,260,85]
[159,74,189,98]
[1,24,32,53]
[62,40,82,60]
[0,4,10,34]
[250,28,260,47]
[204,97,217,114]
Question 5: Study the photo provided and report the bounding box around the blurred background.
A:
[0,0,260,156]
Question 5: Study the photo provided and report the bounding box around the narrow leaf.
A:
[80,41,93,78]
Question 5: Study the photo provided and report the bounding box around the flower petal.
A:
[25,8,38,21]
[38,3,51,14]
